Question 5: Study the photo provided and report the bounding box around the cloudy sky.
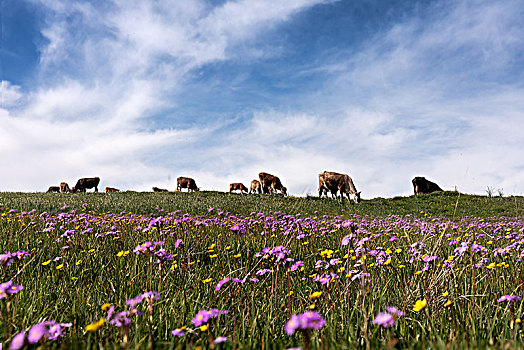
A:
[1,0,523,197]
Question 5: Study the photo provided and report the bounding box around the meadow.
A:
[1,191,524,349]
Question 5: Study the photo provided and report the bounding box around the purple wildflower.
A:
[27,323,47,344]
[171,328,185,337]
[285,311,325,335]
[214,336,227,343]
[385,306,404,317]
[215,278,230,291]
[372,312,395,328]
[497,295,522,303]
[192,310,213,327]
[10,331,26,350]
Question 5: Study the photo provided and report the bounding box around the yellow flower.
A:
[56,264,64,270]
[516,319,521,324]
[199,324,209,331]
[413,299,427,312]
[233,253,241,258]
[42,260,52,266]
[87,249,95,254]
[395,248,402,253]
[337,267,345,273]
[415,270,422,275]
[487,240,493,245]
[486,262,496,269]
[225,246,231,250]
[75,260,82,265]
[310,291,322,299]
[202,278,212,284]
[286,291,294,297]
[85,318,105,332]
[444,300,452,307]
[188,261,195,266]
[442,292,449,297]
[385,248,392,254]
[309,304,316,310]
[384,258,391,266]
[101,303,112,311]
[398,264,405,268]
[116,251,124,257]
[170,264,178,270]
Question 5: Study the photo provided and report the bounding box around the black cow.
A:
[72,177,100,193]
[412,177,443,195]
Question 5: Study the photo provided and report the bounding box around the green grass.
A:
[1,190,523,217]
[0,191,523,349]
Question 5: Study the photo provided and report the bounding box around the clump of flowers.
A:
[192,308,228,328]
[0,250,30,267]
[10,321,71,349]
[285,311,325,335]
[372,306,404,328]
[0,280,23,300]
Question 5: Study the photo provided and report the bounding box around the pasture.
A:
[1,191,524,349]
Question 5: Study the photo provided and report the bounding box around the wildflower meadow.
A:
[1,191,524,349]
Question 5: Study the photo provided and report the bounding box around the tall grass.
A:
[0,192,523,349]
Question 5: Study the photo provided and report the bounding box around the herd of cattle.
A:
[47,172,443,203]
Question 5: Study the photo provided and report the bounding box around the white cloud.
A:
[0,81,23,107]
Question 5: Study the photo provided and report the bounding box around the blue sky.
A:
[1,0,524,197]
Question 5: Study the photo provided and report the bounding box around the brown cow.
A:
[72,177,100,193]
[249,179,262,194]
[259,172,287,196]
[152,187,168,192]
[176,177,199,192]
[229,183,248,195]
[412,177,443,195]
[47,186,60,193]
[105,187,120,193]
[318,171,361,204]
[60,182,71,193]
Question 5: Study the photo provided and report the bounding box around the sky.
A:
[1,0,524,197]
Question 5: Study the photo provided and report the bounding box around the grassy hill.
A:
[0,190,523,218]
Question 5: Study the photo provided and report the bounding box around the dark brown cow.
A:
[176,177,199,192]
[72,177,100,193]
[47,186,60,193]
[126,190,137,193]
[259,172,287,196]
[249,179,262,194]
[60,182,71,193]
[105,187,120,193]
[412,177,443,195]
[152,187,168,192]
[229,183,248,195]
[318,171,361,204]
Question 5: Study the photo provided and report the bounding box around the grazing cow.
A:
[176,177,199,192]
[259,172,287,196]
[412,177,443,195]
[152,187,168,192]
[60,182,71,193]
[72,177,100,193]
[105,187,120,193]
[126,190,136,193]
[249,180,262,194]
[318,171,361,204]
[47,186,60,193]
[229,183,248,195]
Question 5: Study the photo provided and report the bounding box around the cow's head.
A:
[351,191,361,204]
[281,187,287,196]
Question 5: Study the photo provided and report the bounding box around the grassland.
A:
[1,191,524,349]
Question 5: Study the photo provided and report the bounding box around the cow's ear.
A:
[357,192,361,195]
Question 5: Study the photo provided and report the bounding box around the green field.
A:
[1,191,524,349]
